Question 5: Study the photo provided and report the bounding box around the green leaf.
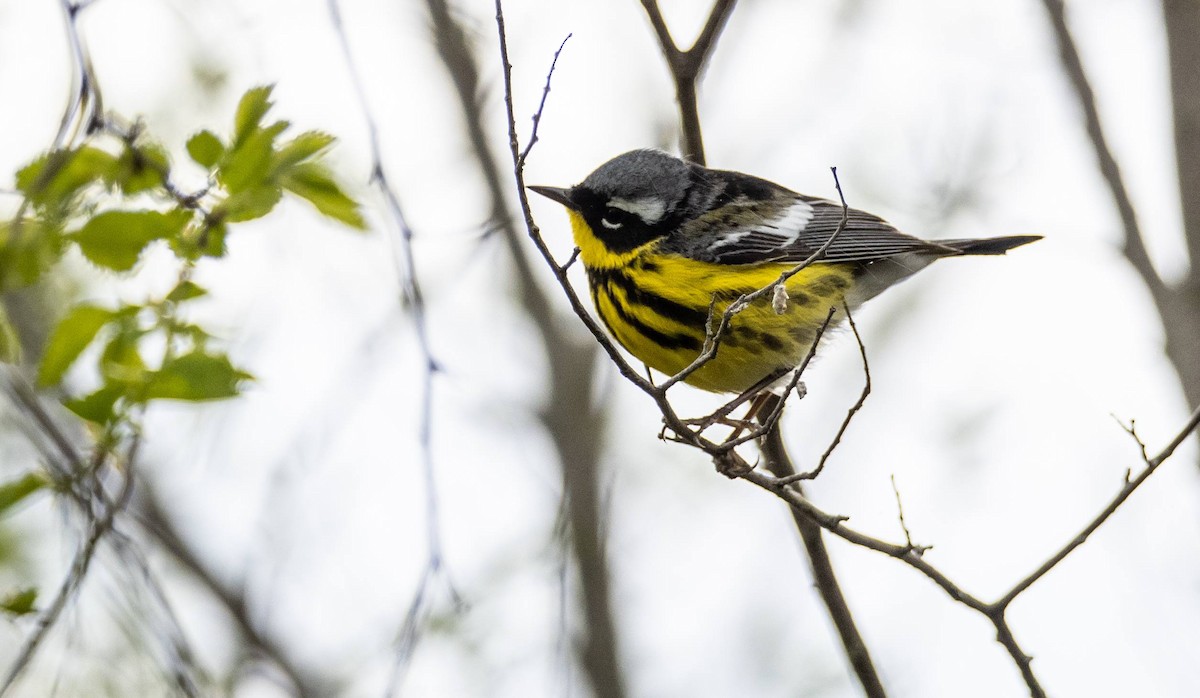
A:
[100,324,148,388]
[112,143,169,195]
[0,305,20,364]
[281,162,366,230]
[0,473,48,515]
[0,218,66,291]
[166,280,208,303]
[196,222,228,258]
[168,220,225,260]
[16,146,119,211]
[71,209,192,271]
[161,319,211,344]
[181,323,212,346]
[186,130,225,169]
[233,85,276,147]
[220,185,282,222]
[144,350,251,401]
[38,304,117,386]
[1,588,37,617]
[197,222,229,258]
[218,127,275,194]
[275,130,335,171]
[64,385,124,424]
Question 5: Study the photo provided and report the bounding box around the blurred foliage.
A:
[0,84,365,620]
[0,588,37,617]
[3,84,364,421]
[0,305,19,363]
[0,473,47,516]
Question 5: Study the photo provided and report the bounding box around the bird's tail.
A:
[939,235,1043,256]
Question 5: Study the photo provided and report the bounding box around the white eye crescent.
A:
[601,218,622,230]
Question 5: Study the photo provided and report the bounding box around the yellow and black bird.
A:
[530,149,1038,394]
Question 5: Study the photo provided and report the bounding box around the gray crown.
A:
[581,149,691,205]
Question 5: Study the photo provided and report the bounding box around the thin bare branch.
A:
[990,617,1044,698]
[1148,403,1200,467]
[326,3,459,689]
[1,438,138,695]
[745,469,983,606]
[136,489,330,698]
[778,303,871,483]
[103,532,205,697]
[496,1,659,400]
[55,0,104,147]
[2,372,84,477]
[888,475,927,555]
[10,0,104,256]
[1114,415,1151,467]
[520,34,572,166]
[4,351,209,695]
[1040,0,1159,292]
[384,565,436,697]
[757,394,886,698]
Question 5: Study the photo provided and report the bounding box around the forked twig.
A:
[639,0,739,165]
[889,475,928,555]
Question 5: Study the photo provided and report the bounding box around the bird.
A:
[529,149,1039,396]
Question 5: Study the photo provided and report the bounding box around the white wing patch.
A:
[707,230,750,250]
[707,199,815,251]
[609,196,668,224]
[759,199,814,245]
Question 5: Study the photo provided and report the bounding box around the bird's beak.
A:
[528,185,578,211]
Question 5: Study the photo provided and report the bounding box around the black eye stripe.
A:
[571,186,668,253]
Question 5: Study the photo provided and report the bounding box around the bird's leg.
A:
[683,370,786,435]
[721,390,774,443]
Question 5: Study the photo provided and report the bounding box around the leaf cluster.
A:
[1,85,365,424]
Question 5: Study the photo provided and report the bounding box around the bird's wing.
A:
[663,195,951,266]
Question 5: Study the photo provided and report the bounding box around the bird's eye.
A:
[600,208,624,230]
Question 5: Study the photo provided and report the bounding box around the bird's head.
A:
[530,149,694,253]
